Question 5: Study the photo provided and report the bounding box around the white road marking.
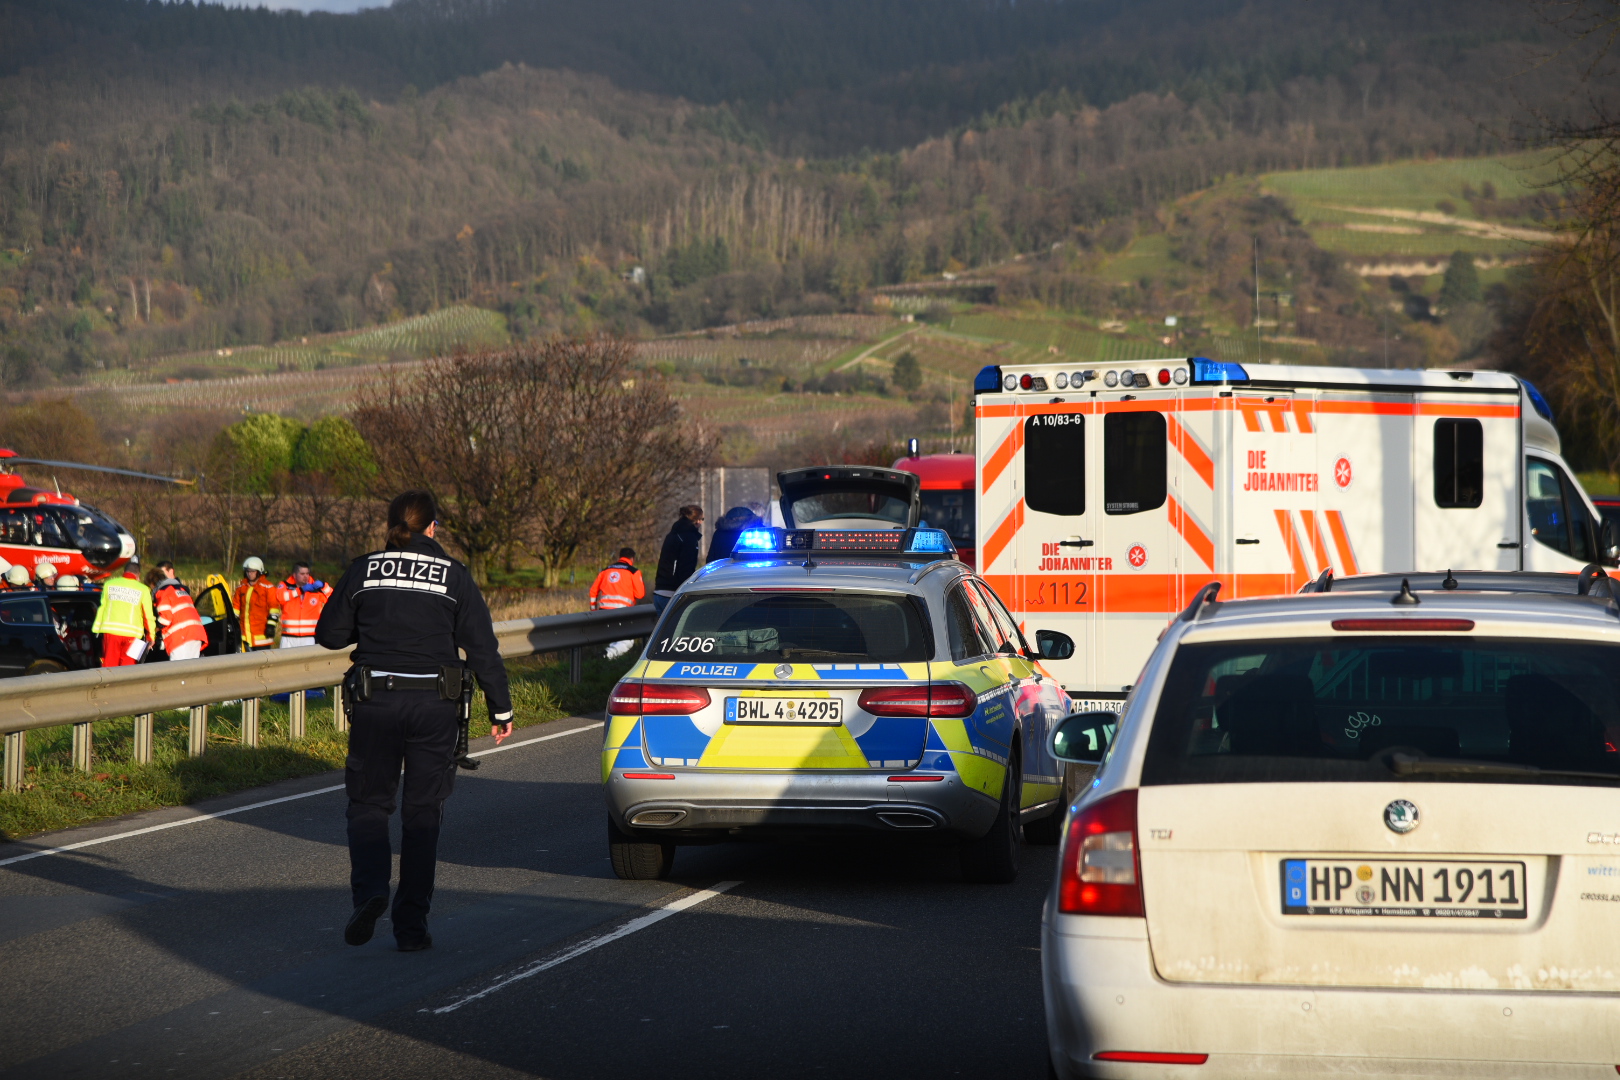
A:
[427,881,742,1014]
[0,722,604,868]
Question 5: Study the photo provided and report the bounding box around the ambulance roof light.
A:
[1519,378,1554,421]
[974,365,1003,394]
[1190,358,1249,384]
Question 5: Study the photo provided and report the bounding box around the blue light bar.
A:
[907,528,953,554]
[734,528,779,553]
[973,365,1003,394]
[1190,357,1249,384]
[1520,378,1554,421]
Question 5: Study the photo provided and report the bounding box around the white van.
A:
[972,358,1618,704]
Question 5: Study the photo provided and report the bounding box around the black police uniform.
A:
[314,532,512,948]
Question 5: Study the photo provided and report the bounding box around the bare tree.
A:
[519,337,716,586]
[354,337,713,586]
[355,349,555,584]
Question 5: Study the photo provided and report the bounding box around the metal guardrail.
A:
[0,605,658,791]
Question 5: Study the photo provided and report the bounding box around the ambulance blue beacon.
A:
[601,511,1082,883]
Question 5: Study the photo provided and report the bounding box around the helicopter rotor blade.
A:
[5,458,195,486]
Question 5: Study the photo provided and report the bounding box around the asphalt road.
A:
[0,718,1055,1079]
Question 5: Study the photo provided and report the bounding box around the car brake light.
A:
[607,681,711,715]
[1331,618,1475,632]
[1058,789,1143,916]
[858,682,976,718]
[621,772,676,780]
[1094,1051,1208,1065]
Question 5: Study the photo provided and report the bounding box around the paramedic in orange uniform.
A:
[589,548,645,659]
[233,556,279,650]
[148,568,210,661]
[276,562,334,648]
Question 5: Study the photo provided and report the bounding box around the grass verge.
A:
[0,650,637,842]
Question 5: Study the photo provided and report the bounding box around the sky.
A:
[221,1,381,11]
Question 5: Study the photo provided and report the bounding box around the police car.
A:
[1042,581,1620,1078]
[602,524,1080,882]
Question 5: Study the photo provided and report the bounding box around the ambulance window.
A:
[947,587,992,661]
[1024,414,1084,516]
[1104,412,1167,515]
[1526,459,1572,557]
[1433,419,1484,508]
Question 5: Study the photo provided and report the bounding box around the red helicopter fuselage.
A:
[0,455,137,580]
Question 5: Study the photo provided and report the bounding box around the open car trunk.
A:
[777,466,920,531]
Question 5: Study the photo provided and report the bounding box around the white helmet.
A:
[5,565,31,587]
[56,575,81,589]
[34,562,57,582]
[243,556,266,573]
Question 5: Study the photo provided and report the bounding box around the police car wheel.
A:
[960,750,1021,884]
[1023,763,1081,846]
[608,817,676,880]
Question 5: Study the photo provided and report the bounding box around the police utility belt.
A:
[343,665,473,704]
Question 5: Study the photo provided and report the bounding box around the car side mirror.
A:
[1603,518,1620,565]
[1050,710,1115,764]
[1035,629,1075,661]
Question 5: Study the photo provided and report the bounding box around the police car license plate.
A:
[725,697,843,725]
[1281,858,1527,918]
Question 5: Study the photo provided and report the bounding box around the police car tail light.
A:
[858,682,975,718]
[607,681,711,715]
[1058,789,1144,917]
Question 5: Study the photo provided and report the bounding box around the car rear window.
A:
[1143,638,1620,787]
[651,591,931,663]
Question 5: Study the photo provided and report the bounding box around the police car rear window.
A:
[1142,638,1620,788]
[651,592,930,663]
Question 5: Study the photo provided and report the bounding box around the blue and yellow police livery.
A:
[603,525,1077,882]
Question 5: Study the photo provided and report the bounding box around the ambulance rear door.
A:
[1092,392,1180,691]
[1000,399,1098,693]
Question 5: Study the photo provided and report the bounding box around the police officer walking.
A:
[314,490,514,952]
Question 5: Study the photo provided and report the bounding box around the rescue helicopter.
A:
[0,449,190,580]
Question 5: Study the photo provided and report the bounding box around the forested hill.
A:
[0,0,1586,381]
[3,0,1576,154]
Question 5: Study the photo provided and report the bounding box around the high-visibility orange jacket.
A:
[275,576,333,638]
[233,576,279,648]
[154,579,209,654]
[589,560,645,610]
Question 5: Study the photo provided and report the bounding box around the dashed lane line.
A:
[0,722,604,868]
[426,880,743,1014]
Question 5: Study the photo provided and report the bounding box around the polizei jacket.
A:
[314,533,513,721]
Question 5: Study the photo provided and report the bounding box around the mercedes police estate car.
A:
[602,525,1081,882]
[1042,581,1620,1078]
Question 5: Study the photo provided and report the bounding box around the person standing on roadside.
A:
[315,490,513,953]
[233,556,279,651]
[147,567,208,662]
[705,503,766,564]
[589,547,646,659]
[91,556,156,667]
[653,505,703,614]
[276,562,332,648]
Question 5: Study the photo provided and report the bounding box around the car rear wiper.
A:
[1383,752,1620,784]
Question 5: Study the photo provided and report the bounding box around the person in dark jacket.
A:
[652,504,703,614]
[705,504,765,564]
[315,489,513,952]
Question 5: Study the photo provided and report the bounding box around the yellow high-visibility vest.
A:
[91,574,156,640]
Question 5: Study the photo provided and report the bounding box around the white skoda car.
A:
[1042,580,1620,1078]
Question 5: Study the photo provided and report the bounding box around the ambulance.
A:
[972,357,1619,706]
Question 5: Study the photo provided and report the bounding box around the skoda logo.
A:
[774,663,794,679]
[1384,799,1420,834]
